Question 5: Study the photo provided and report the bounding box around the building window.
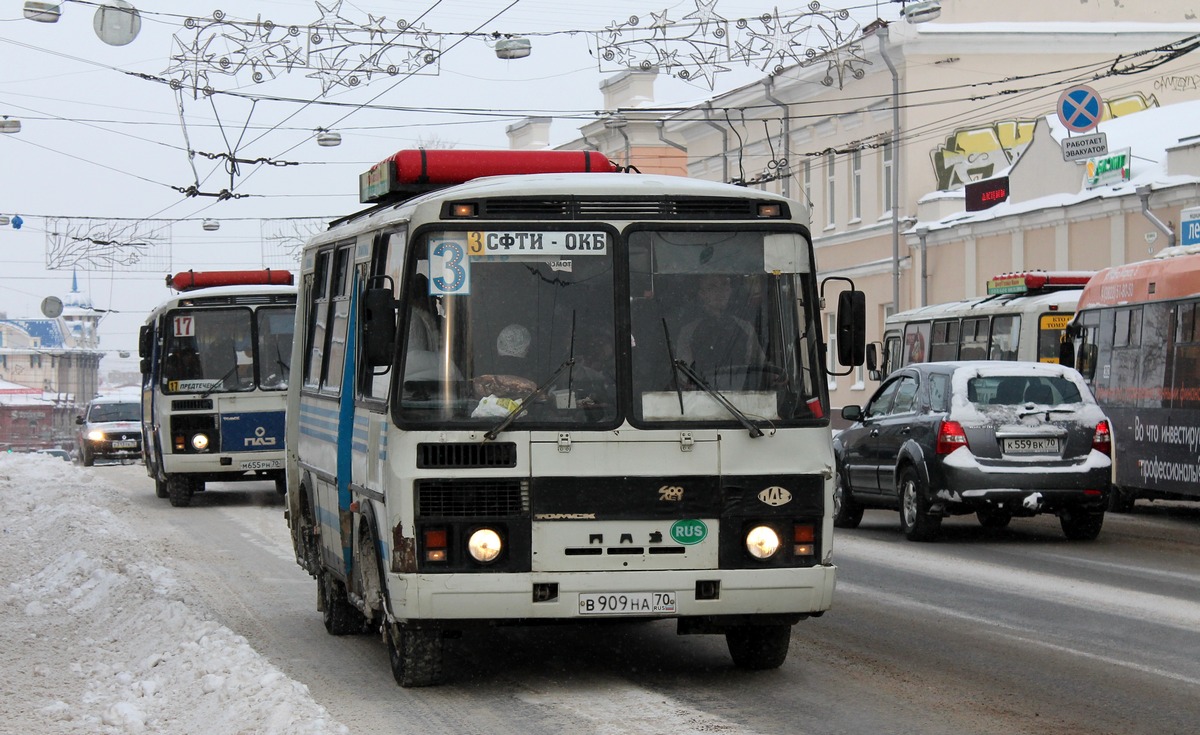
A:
[825,154,836,228]
[882,140,894,214]
[802,160,811,210]
[851,149,862,222]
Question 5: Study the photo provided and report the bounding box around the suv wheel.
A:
[832,469,864,529]
[81,448,95,467]
[898,466,941,542]
[976,507,1012,529]
[1060,509,1104,540]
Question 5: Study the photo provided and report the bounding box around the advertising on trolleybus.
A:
[139,270,297,507]
[876,271,1092,377]
[1066,246,1200,509]
[286,148,865,686]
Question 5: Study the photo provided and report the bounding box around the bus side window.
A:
[988,315,1019,361]
[960,317,990,360]
[304,250,332,389]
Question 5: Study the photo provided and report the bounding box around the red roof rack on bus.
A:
[167,269,294,292]
[359,149,619,204]
[986,270,1094,295]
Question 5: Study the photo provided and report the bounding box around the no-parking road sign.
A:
[1058,85,1104,133]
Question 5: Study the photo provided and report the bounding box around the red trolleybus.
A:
[877,271,1092,377]
[285,149,865,686]
[1067,247,1200,510]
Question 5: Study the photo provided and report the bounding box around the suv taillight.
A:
[936,420,969,455]
[1093,420,1112,456]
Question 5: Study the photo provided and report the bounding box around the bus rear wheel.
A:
[319,571,363,636]
[387,624,444,687]
[166,475,194,507]
[726,623,791,670]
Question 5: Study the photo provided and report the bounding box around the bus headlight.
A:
[190,433,210,451]
[745,525,781,559]
[467,528,502,563]
[86,429,105,442]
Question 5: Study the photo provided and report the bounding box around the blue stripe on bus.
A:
[337,281,360,577]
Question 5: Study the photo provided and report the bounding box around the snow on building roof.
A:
[920,99,1200,232]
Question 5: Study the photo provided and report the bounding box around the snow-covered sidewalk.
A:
[0,454,348,734]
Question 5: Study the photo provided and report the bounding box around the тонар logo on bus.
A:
[670,519,708,545]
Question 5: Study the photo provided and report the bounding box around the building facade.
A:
[512,0,1200,408]
[0,273,105,448]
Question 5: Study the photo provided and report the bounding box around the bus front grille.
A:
[417,442,517,468]
[171,399,214,411]
[415,479,528,518]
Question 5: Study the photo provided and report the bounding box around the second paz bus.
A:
[286,149,865,685]
[139,270,297,507]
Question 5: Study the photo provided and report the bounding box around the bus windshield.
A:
[398,227,618,425]
[162,306,295,393]
[395,227,822,427]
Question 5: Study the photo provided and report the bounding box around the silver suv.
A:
[75,396,142,466]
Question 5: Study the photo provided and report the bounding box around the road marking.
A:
[839,582,1200,688]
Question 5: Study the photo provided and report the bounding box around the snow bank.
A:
[0,454,347,735]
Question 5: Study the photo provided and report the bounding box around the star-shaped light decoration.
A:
[682,0,725,35]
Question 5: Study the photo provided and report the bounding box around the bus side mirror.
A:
[866,343,882,380]
[138,324,152,359]
[361,287,398,367]
[1059,338,1074,368]
[836,290,866,367]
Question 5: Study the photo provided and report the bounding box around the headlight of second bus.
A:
[467,527,502,563]
[191,433,210,451]
[745,525,782,559]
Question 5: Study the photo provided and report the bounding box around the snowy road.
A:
[7,458,1199,734]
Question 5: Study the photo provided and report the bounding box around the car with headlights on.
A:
[833,361,1111,541]
[74,395,142,466]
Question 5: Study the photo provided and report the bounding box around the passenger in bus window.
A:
[165,344,201,380]
[677,274,766,389]
[473,323,538,399]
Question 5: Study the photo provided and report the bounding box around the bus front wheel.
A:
[166,475,194,507]
[726,623,791,670]
[387,624,444,687]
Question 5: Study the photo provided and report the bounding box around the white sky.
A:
[0,0,894,377]
[0,452,349,734]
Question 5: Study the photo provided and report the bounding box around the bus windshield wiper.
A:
[200,365,240,398]
[484,357,576,441]
[672,359,765,438]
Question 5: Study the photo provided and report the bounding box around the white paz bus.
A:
[875,271,1092,377]
[139,270,297,507]
[286,149,865,686]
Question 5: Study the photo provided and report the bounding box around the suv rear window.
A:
[967,376,1083,406]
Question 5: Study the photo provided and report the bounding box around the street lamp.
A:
[0,117,20,134]
[23,1,60,23]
